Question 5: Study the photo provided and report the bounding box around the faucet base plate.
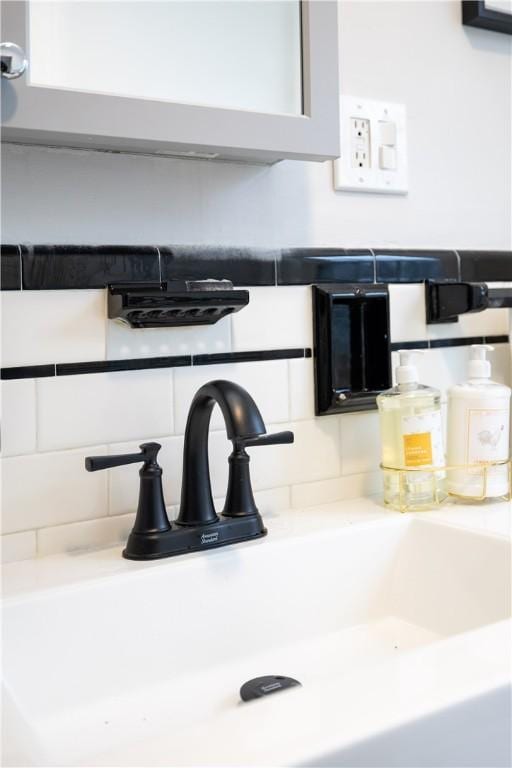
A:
[123,513,267,560]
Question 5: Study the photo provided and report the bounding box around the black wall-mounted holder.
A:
[313,284,391,416]
[108,280,249,328]
[426,281,512,324]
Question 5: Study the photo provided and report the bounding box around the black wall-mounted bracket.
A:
[425,280,512,324]
[313,284,391,416]
[108,280,249,328]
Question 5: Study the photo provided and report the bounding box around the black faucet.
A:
[85,380,293,560]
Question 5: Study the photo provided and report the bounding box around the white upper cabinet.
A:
[1,1,340,163]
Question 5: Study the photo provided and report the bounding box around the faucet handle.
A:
[85,442,161,472]
[241,431,294,448]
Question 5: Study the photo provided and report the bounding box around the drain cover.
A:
[240,675,302,702]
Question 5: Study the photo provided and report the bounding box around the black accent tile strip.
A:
[193,348,306,366]
[391,335,510,352]
[484,335,510,345]
[429,336,484,349]
[2,246,511,291]
[459,251,512,282]
[277,248,374,285]
[21,245,160,290]
[390,340,430,351]
[1,364,56,380]
[1,348,310,380]
[56,355,192,376]
[160,245,276,286]
[375,250,460,283]
[1,245,21,290]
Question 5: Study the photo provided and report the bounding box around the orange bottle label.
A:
[403,432,433,467]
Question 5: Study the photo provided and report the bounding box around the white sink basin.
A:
[2,510,511,767]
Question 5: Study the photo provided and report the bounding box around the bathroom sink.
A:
[2,511,511,767]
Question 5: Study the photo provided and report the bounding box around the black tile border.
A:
[1,245,511,290]
[1,245,22,290]
[390,335,509,352]
[1,364,56,380]
[56,355,192,376]
[1,348,310,380]
[3,337,508,381]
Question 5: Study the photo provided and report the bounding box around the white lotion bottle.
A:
[447,345,511,498]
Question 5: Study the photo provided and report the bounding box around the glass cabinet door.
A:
[1,1,339,163]
[28,1,303,116]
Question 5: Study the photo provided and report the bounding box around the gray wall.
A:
[2,1,511,248]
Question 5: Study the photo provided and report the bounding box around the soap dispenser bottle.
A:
[377,350,446,510]
[447,344,511,498]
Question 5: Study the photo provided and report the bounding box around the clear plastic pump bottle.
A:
[376,350,446,510]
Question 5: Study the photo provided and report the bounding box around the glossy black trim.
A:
[160,245,276,286]
[2,245,511,290]
[1,245,21,290]
[277,248,374,285]
[194,349,306,366]
[56,355,192,376]
[390,335,509,351]
[375,250,460,283]
[462,1,512,34]
[1,364,56,380]
[1,348,310,380]
[389,341,430,351]
[21,245,160,289]
[459,251,512,282]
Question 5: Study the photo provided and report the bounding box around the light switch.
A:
[379,120,397,146]
[379,145,397,170]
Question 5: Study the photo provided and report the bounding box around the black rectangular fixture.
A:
[426,280,512,324]
[313,284,391,415]
[108,280,249,328]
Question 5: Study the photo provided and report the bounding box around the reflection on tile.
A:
[375,250,459,283]
[277,248,374,284]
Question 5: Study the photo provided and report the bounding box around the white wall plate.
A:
[334,95,408,195]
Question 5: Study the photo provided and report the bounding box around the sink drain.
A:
[240,675,302,702]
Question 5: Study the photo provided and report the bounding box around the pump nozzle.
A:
[396,349,423,385]
[469,344,493,379]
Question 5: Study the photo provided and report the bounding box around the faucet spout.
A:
[176,380,266,527]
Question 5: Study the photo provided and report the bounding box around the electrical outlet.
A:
[351,118,370,169]
[334,96,407,195]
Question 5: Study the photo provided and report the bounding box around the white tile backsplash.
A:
[1,446,108,534]
[1,379,37,457]
[36,370,174,450]
[37,513,136,556]
[1,530,37,563]
[288,357,316,421]
[389,284,427,343]
[1,282,510,560]
[231,286,312,351]
[339,411,381,475]
[1,290,105,366]
[107,314,231,359]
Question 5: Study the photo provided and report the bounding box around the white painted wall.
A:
[2,1,511,248]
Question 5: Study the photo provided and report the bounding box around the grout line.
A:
[155,245,162,283]
[453,249,462,282]
[17,244,23,290]
[369,248,377,283]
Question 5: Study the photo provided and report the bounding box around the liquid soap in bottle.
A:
[377,350,446,510]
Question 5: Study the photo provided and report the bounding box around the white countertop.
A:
[3,495,510,600]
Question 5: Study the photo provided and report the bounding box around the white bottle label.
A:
[401,411,444,468]
[467,409,509,463]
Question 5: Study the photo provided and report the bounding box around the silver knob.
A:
[1,42,28,79]
[335,393,347,404]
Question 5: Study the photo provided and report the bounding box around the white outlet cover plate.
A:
[334,95,408,195]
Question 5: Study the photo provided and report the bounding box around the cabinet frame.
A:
[1,1,340,163]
